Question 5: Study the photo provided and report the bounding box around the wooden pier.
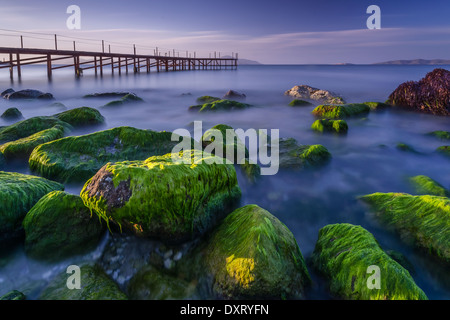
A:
[0,46,238,80]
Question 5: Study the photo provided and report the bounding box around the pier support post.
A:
[46,54,52,79]
[9,53,13,80]
[16,53,21,78]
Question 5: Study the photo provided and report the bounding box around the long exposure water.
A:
[0,64,449,299]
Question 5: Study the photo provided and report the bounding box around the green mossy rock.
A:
[196,96,220,104]
[311,223,427,300]
[288,99,313,107]
[311,119,348,134]
[201,124,248,162]
[1,108,23,121]
[127,265,198,300]
[23,191,105,261]
[396,143,420,154]
[0,152,5,169]
[102,93,144,107]
[436,145,450,157]
[0,125,66,160]
[54,107,105,127]
[0,171,64,246]
[0,116,72,144]
[427,131,450,141]
[0,290,26,300]
[312,103,370,119]
[202,204,311,299]
[360,193,450,264]
[39,265,127,300]
[80,150,241,243]
[29,126,185,183]
[409,175,449,197]
[278,138,331,168]
[240,160,261,183]
[83,92,135,99]
[363,102,391,110]
[189,99,251,112]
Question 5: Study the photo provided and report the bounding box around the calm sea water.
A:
[0,64,449,299]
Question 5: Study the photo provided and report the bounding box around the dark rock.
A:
[223,90,246,101]
[3,89,53,100]
[1,108,23,121]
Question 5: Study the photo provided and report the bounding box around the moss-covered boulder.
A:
[288,99,313,107]
[437,145,450,157]
[409,175,449,197]
[23,191,105,261]
[3,89,53,100]
[0,152,5,169]
[312,103,370,119]
[80,150,241,243]
[311,119,348,134]
[0,116,71,144]
[396,143,420,154]
[102,93,144,107]
[127,265,198,300]
[427,131,450,141]
[0,290,26,300]
[363,102,391,110]
[189,100,250,112]
[29,126,186,183]
[0,171,64,246]
[39,264,127,300]
[196,96,220,104]
[311,223,427,300]
[1,108,23,121]
[360,193,450,264]
[83,92,136,99]
[277,138,331,169]
[0,125,66,160]
[53,107,105,127]
[200,204,310,299]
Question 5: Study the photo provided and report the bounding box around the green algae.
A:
[312,103,371,119]
[0,116,72,144]
[23,191,105,261]
[54,107,105,127]
[80,150,241,243]
[102,93,144,107]
[0,125,66,160]
[39,264,127,300]
[288,99,312,107]
[427,131,450,141]
[202,204,311,299]
[196,96,220,104]
[311,223,427,300]
[363,102,391,110]
[189,99,251,112]
[360,193,450,264]
[437,145,450,157]
[29,126,186,183]
[311,119,348,134]
[278,138,331,168]
[409,175,449,197]
[1,108,23,121]
[0,171,64,246]
[0,290,26,300]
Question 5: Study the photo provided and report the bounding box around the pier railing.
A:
[0,29,238,79]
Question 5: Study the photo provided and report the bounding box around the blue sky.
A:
[1,0,449,63]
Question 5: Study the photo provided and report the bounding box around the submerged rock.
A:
[437,145,450,157]
[83,92,136,99]
[102,93,144,107]
[311,119,348,134]
[363,101,391,110]
[311,223,427,300]
[0,290,26,300]
[189,99,251,112]
[223,90,246,101]
[29,126,184,183]
[0,116,71,144]
[80,150,241,244]
[0,125,66,160]
[23,191,105,261]
[312,103,370,119]
[396,143,421,154]
[360,192,450,264]
[39,264,127,300]
[196,96,220,104]
[53,107,105,127]
[427,130,450,141]
[199,204,310,299]
[1,108,23,121]
[285,85,345,104]
[2,89,53,100]
[387,68,450,116]
[409,175,449,197]
[288,99,313,107]
[127,265,198,300]
[0,171,64,247]
[277,137,331,169]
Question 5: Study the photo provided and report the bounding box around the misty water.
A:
[0,64,449,299]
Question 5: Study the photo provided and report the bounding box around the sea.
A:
[0,64,449,300]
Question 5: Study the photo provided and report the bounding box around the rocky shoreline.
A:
[0,69,449,300]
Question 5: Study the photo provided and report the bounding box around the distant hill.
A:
[373,59,450,65]
[221,55,262,65]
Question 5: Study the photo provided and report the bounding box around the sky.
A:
[0,0,449,64]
